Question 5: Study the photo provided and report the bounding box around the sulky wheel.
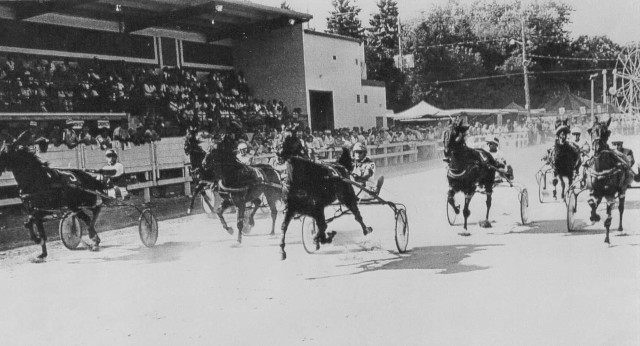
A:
[59,211,84,250]
[566,190,579,232]
[537,172,546,203]
[138,208,159,247]
[301,216,319,254]
[446,197,459,226]
[394,208,409,253]
[519,188,529,225]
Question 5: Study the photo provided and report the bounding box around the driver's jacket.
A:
[488,149,506,166]
[352,157,376,192]
[100,162,126,187]
[571,138,591,155]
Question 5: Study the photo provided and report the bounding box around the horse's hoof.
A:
[604,238,610,244]
[457,232,471,237]
[225,227,234,235]
[280,252,287,261]
[479,220,492,228]
[363,227,373,236]
[590,214,601,222]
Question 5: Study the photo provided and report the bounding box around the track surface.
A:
[1,139,639,345]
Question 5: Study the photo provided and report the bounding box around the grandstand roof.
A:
[0,0,311,42]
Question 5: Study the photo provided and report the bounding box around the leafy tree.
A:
[326,0,364,40]
[365,0,410,111]
[280,2,291,10]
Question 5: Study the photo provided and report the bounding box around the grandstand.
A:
[0,0,387,134]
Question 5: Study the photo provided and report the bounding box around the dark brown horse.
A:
[207,135,282,243]
[278,135,372,260]
[0,132,105,262]
[445,119,500,235]
[584,117,639,243]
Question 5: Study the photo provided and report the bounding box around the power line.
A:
[428,68,606,85]
[530,54,618,62]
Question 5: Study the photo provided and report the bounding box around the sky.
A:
[257,0,639,46]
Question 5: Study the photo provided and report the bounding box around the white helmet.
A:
[571,127,582,135]
[353,142,367,153]
[610,135,623,144]
[237,142,248,151]
[105,149,118,158]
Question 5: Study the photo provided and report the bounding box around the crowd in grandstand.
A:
[0,54,638,155]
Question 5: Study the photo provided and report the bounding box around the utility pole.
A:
[520,15,531,120]
[602,69,607,112]
[590,73,598,123]
[397,15,403,72]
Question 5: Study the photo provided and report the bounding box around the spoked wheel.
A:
[519,188,529,225]
[138,208,159,247]
[446,197,459,226]
[201,189,216,214]
[59,211,84,250]
[537,171,550,203]
[301,216,319,254]
[394,208,409,253]
[566,190,579,232]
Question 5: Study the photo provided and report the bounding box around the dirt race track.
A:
[1,138,639,346]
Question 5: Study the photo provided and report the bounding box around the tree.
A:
[365,0,410,111]
[280,2,290,10]
[326,0,364,40]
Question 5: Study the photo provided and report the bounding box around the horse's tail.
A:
[337,147,354,173]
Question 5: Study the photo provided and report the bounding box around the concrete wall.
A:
[303,30,385,130]
[232,24,307,115]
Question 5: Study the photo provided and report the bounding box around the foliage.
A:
[280,2,291,10]
[326,0,365,40]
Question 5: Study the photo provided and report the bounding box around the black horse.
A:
[546,120,581,199]
[445,119,500,235]
[207,135,282,243]
[584,117,639,244]
[184,129,219,215]
[278,135,372,260]
[0,132,105,262]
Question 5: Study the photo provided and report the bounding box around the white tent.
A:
[392,101,443,120]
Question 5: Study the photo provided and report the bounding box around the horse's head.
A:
[587,116,612,153]
[280,135,305,161]
[554,119,570,145]
[445,119,469,152]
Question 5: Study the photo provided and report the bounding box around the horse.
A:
[278,135,372,260]
[0,132,105,262]
[546,120,581,199]
[584,117,639,244]
[184,129,218,215]
[445,119,499,235]
[207,135,282,243]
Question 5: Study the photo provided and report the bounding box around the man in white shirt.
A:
[486,137,513,180]
[99,149,128,200]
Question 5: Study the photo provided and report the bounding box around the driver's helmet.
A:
[353,142,367,155]
[105,149,118,158]
[610,135,623,145]
[571,127,582,135]
[237,142,248,153]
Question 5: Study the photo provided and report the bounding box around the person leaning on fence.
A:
[98,149,129,200]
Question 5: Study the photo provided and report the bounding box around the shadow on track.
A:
[308,244,501,280]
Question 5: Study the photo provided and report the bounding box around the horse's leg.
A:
[215,198,234,234]
[187,182,205,214]
[460,192,474,236]
[341,189,372,236]
[266,192,279,236]
[75,208,100,251]
[247,197,261,228]
[604,198,615,244]
[313,207,334,246]
[235,199,245,244]
[617,191,626,233]
[279,208,295,260]
[588,195,602,222]
[447,188,460,214]
[560,176,566,199]
[552,174,559,199]
[479,191,492,228]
